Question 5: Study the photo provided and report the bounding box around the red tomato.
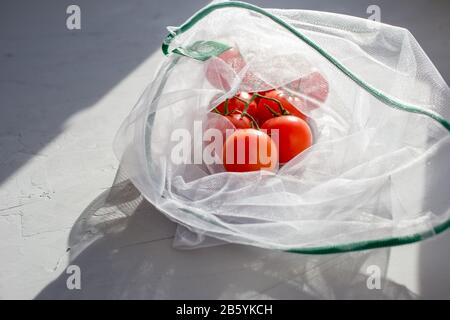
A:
[215,92,257,117]
[225,114,253,129]
[223,129,278,172]
[255,89,307,125]
[205,48,246,90]
[241,74,268,93]
[261,115,312,164]
[205,47,268,92]
[203,113,234,165]
[284,71,329,109]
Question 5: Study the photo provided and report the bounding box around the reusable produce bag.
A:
[114,1,450,253]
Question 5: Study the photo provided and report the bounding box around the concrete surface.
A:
[0,0,449,299]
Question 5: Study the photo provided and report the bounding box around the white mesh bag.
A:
[114,1,450,253]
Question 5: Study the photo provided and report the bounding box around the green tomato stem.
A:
[263,103,281,117]
[231,109,260,130]
[224,98,230,115]
[245,112,260,130]
[234,96,250,118]
[252,92,289,115]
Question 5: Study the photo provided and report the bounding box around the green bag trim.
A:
[172,40,232,61]
[159,1,450,253]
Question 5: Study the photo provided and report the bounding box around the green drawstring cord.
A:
[162,1,450,132]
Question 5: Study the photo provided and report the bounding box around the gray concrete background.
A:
[0,0,449,299]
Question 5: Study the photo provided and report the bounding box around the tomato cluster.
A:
[206,47,329,173]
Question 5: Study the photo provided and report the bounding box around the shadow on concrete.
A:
[0,0,208,185]
[35,166,416,299]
